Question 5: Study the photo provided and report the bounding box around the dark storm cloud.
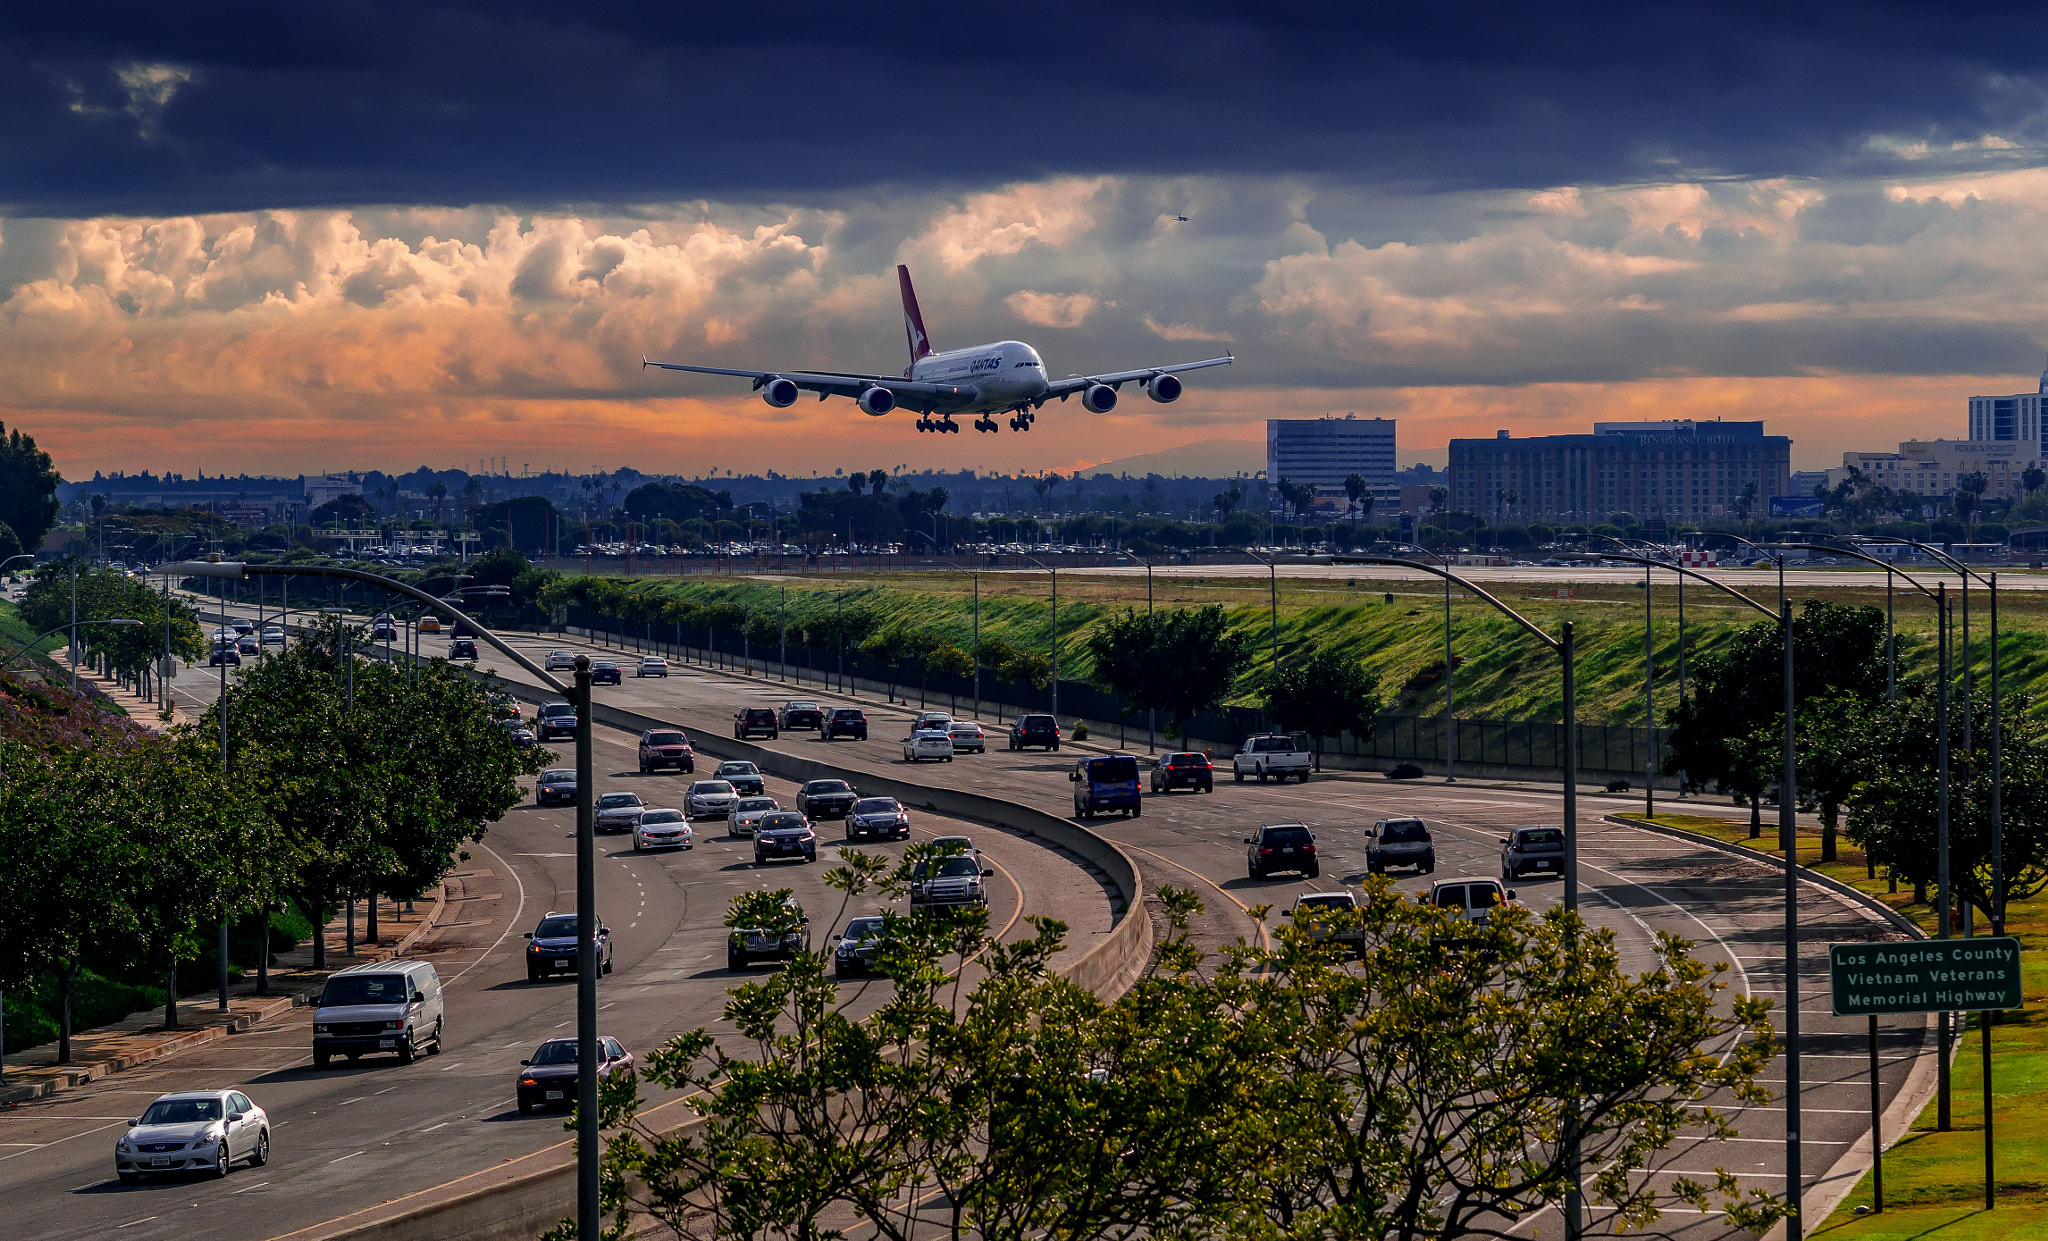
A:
[5,1,2048,215]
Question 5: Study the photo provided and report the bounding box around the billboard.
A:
[1769,495,1823,517]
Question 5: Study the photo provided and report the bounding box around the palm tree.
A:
[1344,473,1367,519]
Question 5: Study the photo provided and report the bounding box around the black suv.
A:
[735,707,779,740]
[449,638,479,660]
[1008,714,1060,751]
[796,778,859,819]
[536,702,579,741]
[525,911,612,982]
[823,707,868,741]
[727,900,811,971]
[1245,823,1319,880]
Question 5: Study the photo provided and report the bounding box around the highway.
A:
[6,652,1110,1241]
[20,612,1934,1240]
[459,628,1931,1241]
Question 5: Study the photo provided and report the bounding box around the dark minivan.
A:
[1071,754,1142,818]
[1009,714,1060,751]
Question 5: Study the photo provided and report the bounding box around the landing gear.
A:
[974,416,999,432]
[915,416,962,434]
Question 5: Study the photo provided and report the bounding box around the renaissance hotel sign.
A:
[1829,938,2023,1016]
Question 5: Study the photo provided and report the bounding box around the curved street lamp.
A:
[163,560,599,1241]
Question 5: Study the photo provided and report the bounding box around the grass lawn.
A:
[1632,813,2048,1231]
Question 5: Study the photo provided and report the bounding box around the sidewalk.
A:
[0,886,446,1106]
[75,666,190,731]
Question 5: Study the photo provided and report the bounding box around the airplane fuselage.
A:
[907,340,1049,413]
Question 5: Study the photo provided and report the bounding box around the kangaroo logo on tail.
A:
[898,264,934,377]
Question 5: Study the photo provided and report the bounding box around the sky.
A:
[9,2,2048,481]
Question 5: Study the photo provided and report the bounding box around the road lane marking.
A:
[230,1180,271,1194]
[447,838,529,989]
[0,1118,126,1162]
[329,1150,366,1163]
[118,1216,159,1228]
[419,1122,450,1134]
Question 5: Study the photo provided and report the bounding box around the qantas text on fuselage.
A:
[642,265,1232,434]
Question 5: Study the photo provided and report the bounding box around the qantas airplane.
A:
[642,265,1233,433]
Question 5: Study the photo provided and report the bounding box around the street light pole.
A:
[573,654,598,1241]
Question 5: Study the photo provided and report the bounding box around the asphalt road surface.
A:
[144,611,1932,1239]
[465,628,1932,1241]
[8,664,1109,1241]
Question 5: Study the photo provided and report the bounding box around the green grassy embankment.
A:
[1631,813,2048,1234]
[597,570,2048,724]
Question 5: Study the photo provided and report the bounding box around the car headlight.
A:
[385,1020,406,1031]
[314,1022,330,1033]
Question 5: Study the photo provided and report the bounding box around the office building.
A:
[1266,415,1396,517]
[1828,439,2042,501]
[1447,420,1792,523]
[1968,355,2048,451]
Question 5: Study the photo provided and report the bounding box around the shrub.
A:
[1386,762,1424,780]
[1607,778,1632,793]
[1071,721,1090,741]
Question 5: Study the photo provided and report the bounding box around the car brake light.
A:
[520,1077,537,1086]
[1304,844,1316,852]
[1260,847,1274,854]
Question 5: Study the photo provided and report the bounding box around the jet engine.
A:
[858,386,897,416]
[1145,374,1183,403]
[760,377,800,408]
[1081,383,1118,414]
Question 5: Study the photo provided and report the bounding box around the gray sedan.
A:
[594,792,646,834]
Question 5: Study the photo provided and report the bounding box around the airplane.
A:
[1172,214,1191,222]
[641,265,1232,433]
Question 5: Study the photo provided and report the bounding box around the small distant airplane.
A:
[642,265,1232,434]
[1172,214,1191,222]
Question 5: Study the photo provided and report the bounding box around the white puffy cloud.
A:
[9,165,2048,477]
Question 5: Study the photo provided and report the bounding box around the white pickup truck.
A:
[1232,732,1313,783]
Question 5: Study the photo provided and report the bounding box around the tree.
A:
[1428,485,1449,519]
[0,422,62,557]
[1956,471,1989,541]
[1664,600,1887,800]
[868,468,890,496]
[1725,723,1780,839]
[2024,465,2046,495]
[0,744,138,1061]
[860,627,922,702]
[1849,687,2048,928]
[568,882,1786,1241]
[1797,696,1867,864]
[1084,606,1256,736]
[1258,648,1381,770]
[310,494,376,528]
[1345,473,1368,519]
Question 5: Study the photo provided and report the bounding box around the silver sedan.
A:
[116,1089,269,1182]
[685,779,738,820]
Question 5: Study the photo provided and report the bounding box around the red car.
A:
[637,728,694,773]
[735,708,779,740]
[1150,751,1214,793]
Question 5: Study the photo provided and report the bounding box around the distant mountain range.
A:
[1079,437,1262,479]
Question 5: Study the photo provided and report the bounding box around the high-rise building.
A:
[1266,415,1396,516]
[1967,355,2048,452]
[1447,420,1792,523]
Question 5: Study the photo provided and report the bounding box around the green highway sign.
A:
[1829,937,2023,1016]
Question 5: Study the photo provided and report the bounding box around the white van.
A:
[312,959,443,1068]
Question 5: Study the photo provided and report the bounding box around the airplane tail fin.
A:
[898,264,934,372]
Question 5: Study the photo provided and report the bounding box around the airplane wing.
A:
[1037,354,1234,404]
[640,359,978,412]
